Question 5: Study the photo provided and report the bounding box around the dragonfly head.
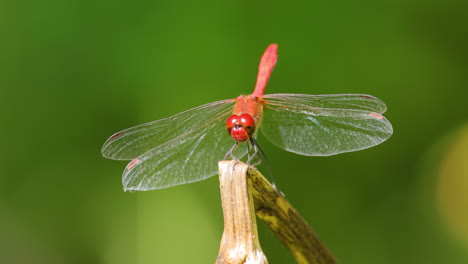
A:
[226,113,255,142]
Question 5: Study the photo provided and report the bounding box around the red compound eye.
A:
[226,115,239,130]
[226,114,256,142]
[239,113,255,129]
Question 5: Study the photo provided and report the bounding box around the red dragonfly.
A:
[102,44,393,191]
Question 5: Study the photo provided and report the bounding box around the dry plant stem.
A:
[216,161,268,264]
[217,160,336,264]
[247,164,337,264]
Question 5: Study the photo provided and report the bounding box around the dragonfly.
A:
[102,44,393,191]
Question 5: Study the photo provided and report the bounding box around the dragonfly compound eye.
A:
[239,113,255,135]
[226,115,238,134]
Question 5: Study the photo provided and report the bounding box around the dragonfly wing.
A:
[102,99,235,160]
[261,94,393,156]
[263,93,388,113]
[122,115,248,191]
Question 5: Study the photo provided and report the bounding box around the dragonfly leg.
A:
[248,138,275,185]
[224,142,239,160]
[247,138,262,166]
[246,141,253,162]
[246,140,255,164]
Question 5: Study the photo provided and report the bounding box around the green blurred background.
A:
[1,0,467,263]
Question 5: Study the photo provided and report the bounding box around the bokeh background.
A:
[1,0,467,263]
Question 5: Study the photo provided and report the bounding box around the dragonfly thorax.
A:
[226,113,256,142]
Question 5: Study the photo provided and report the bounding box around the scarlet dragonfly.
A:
[102,44,393,191]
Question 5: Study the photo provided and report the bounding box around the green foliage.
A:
[1,0,467,263]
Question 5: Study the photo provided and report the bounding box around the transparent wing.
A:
[122,117,248,191]
[102,99,235,160]
[260,94,393,156]
[263,93,388,113]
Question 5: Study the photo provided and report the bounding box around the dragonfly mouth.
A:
[229,126,250,142]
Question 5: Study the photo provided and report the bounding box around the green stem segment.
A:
[217,160,337,264]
